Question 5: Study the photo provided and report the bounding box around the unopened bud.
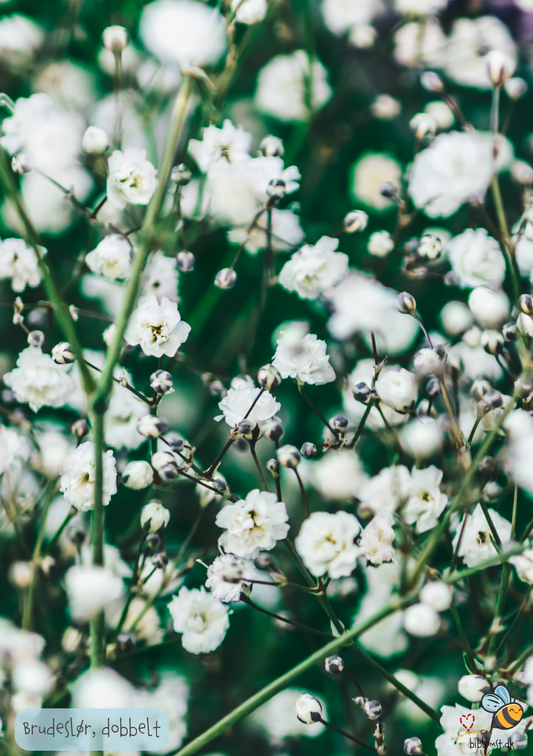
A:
[138,415,170,439]
[480,329,504,355]
[420,71,444,92]
[404,737,423,755]
[266,178,286,200]
[267,458,280,477]
[426,377,441,397]
[344,210,368,233]
[72,418,90,439]
[152,552,169,568]
[260,135,284,157]
[479,456,496,475]
[504,77,527,100]
[27,330,44,348]
[234,419,254,437]
[176,250,195,271]
[364,700,382,720]
[397,292,417,314]
[171,163,192,186]
[150,369,174,396]
[301,442,317,459]
[165,433,185,452]
[151,451,179,480]
[258,364,282,390]
[145,533,161,549]
[502,320,518,341]
[481,388,504,411]
[215,268,237,289]
[330,414,348,431]
[418,233,442,260]
[277,444,300,469]
[519,294,533,315]
[52,342,75,364]
[325,655,344,674]
[486,49,516,87]
[103,25,128,52]
[409,113,436,140]
[12,152,31,174]
[82,126,109,155]
[263,419,284,442]
[353,381,373,404]
[255,552,274,570]
[511,161,533,185]
[379,182,399,199]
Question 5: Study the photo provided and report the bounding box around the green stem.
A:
[89,412,105,668]
[491,173,520,304]
[22,480,56,631]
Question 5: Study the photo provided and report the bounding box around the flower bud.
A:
[517,313,533,337]
[426,377,441,397]
[502,320,518,341]
[420,71,444,92]
[344,210,368,233]
[82,126,109,154]
[153,551,169,568]
[266,178,286,200]
[122,460,154,490]
[258,363,282,390]
[52,342,75,364]
[294,693,323,724]
[519,294,533,315]
[151,451,179,480]
[9,561,34,589]
[103,25,128,52]
[146,533,161,550]
[267,458,280,478]
[457,674,490,703]
[171,163,192,186]
[403,602,440,637]
[480,329,504,355]
[165,432,184,452]
[511,161,533,184]
[397,292,417,314]
[150,369,174,396]
[504,77,527,99]
[404,737,423,755]
[176,250,195,271]
[12,152,31,174]
[255,552,274,570]
[260,135,284,157]
[512,733,528,749]
[138,415,170,439]
[301,442,317,459]
[364,700,382,720]
[380,182,399,199]
[353,381,373,404]
[325,655,344,675]
[27,330,44,348]
[234,419,254,437]
[486,49,516,87]
[409,113,436,140]
[72,418,90,439]
[263,419,284,442]
[277,444,301,469]
[418,233,443,260]
[481,388,504,411]
[141,500,170,532]
[330,414,348,431]
[479,456,496,475]
[215,268,237,289]
[420,581,452,611]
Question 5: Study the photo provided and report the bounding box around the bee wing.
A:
[482,694,504,712]
[494,685,510,704]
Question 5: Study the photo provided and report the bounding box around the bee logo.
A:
[481,683,524,733]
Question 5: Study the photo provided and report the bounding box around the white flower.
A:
[368,230,394,257]
[231,0,267,24]
[82,126,109,154]
[351,153,402,210]
[0,14,43,64]
[295,693,323,724]
[60,441,117,512]
[376,367,417,413]
[140,0,227,68]
[272,333,335,385]
[188,120,252,172]
[279,236,348,299]
[0,238,46,292]
[65,564,124,620]
[122,460,154,490]
[468,286,510,328]
[205,554,255,602]
[311,449,368,500]
[403,603,440,637]
[413,347,444,376]
[141,501,170,532]
[85,235,132,279]
[251,688,326,739]
[436,704,492,756]
[447,228,505,289]
[227,208,304,255]
[168,586,229,654]
[424,100,454,129]
[216,385,280,427]
[255,50,332,122]
[409,132,493,218]
[400,418,442,459]
[440,301,474,335]
[359,465,412,516]
[142,250,179,301]
[71,668,136,709]
[452,503,512,568]
[107,148,158,209]
[295,511,361,578]
[420,582,452,611]
[404,466,448,533]
[125,295,191,358]
[4,346,74,412]
[105,387,149,449]
[215,489,290,558]
[371,94,401,119]
[12,659,52,695]
[321,0,377,33]
[510,548,533,584]
[395,0,448,12]
[458,675,490,703]
[359,515,395,565]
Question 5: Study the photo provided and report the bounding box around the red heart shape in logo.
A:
[460,713,475,731]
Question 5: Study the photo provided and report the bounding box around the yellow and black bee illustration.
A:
[481,684,524,732]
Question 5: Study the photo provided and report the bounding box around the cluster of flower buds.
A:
[151,450,181,481]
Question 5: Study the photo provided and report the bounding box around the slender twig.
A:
[318,718,377,752]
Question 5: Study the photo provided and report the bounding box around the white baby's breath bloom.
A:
[436,704,492,756]
[60,441,117,511]
[295,510,361,578]
[107,148,157,209]
[458,675,490,703]
[510,548,533,584]
[251,687,326,739]
[125,295,191,358]
[409,131,492,218]
[404,466,448,533]
[168,586,229,654]
[105,387,149,449]
[452,503,512,568]
[216,490,290,558]
[85,235,132,279]
[311,449,368,500]
[0,14,44,64]
[368,230,394,257]
[440,301,474,335]
[71,667,135,709]
[321,0,377,33]
[216,384,280,427]
[140,0,227,67]
[65,564,124,620]
[188,120,252,172]
[420,581,452,612]
[205,554,255,603]
[142,250,180,302]
[359,465,411,516]
[12,658,52,695]
[403,603,440,637]
[447,228,505,289]
[413,347,444,375]
[231,0,267,23]
[295,693,323,724]
[376,367,417,413]
[424,100,454,129]
[0,238,46,292]
[279,236,348,299]
[399,417,442,459]
[255,50,332,122]
[351,152,402,210]
[82,126,109,154]
[228,208,304,255]
[359,515,395,565]
[371,94,401,119]
[122,460,153,490]
[4,347,74,412]
[272,333,335,385]
[140,501,170,532]
[468,286,510,328]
